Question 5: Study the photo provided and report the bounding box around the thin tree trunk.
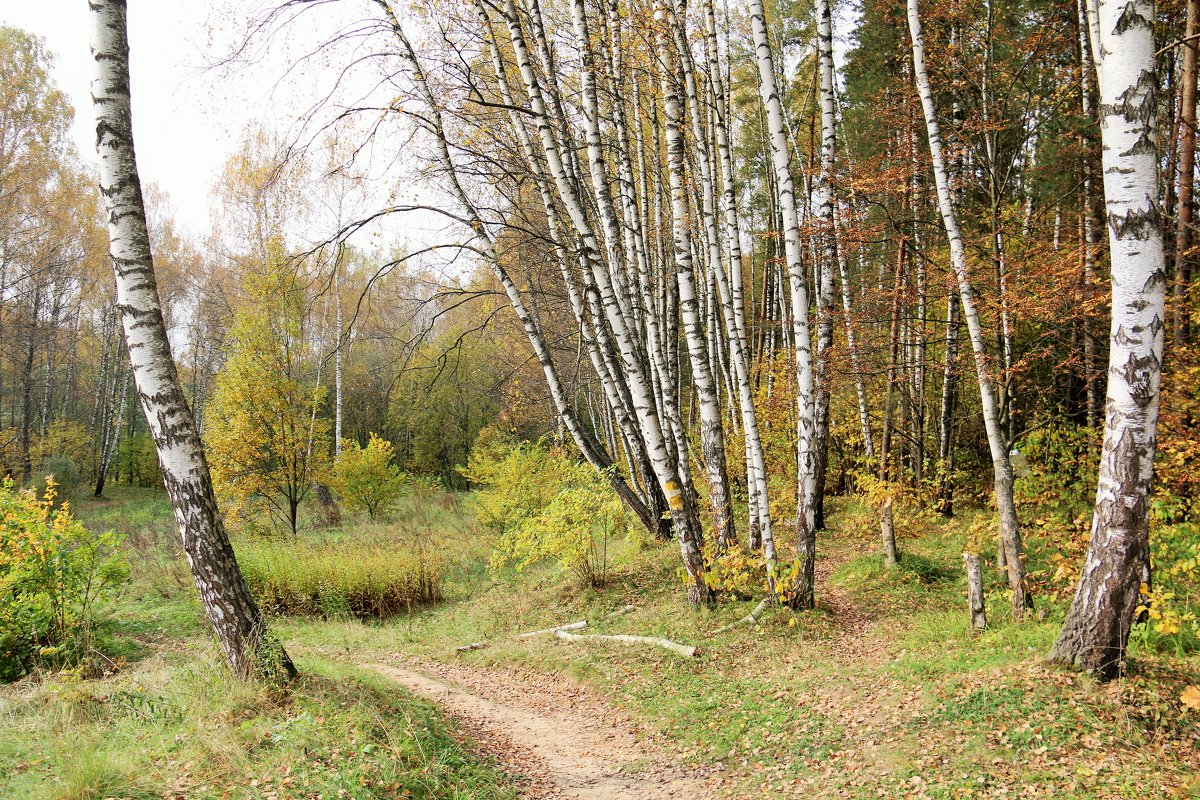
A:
[937,288,961,516]
[90,0,296,681]
[473,0,661,537]
[880,242,906,567]
[749,0,818,609]
[908,0,1030,618]
[1078,0,1103,431]
[1175,0,1199,343]
[388,1,708,600]
[811,0,838,533]
[94,364,129,497]
[651,0,736,546]
[334,242,345,454]
[19,284,42,485]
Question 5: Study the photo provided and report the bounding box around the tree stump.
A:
[964,552,987,631]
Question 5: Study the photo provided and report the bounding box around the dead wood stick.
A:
[455,606,638,653]
[553,629,699,657]
[516,620,589,638]
[711,596,774,635]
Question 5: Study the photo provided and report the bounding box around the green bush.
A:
[463,431,631,587]
[330,433,406,517]
[236,535,442,620]
[39,454,82,509]
[461,429,570,533]
[32,421,95,482]
[116,433,161,487]
[0,478,130,680]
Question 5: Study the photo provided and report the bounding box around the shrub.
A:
[0,478,130,680]
[236,535,442,620]
[465,431,629,588]
[461,429,570,533]
[330,433,406,518]
[117,433,161,487]
[40,454,82,509]
[32,421,95,482]
[1131,521,1200,656]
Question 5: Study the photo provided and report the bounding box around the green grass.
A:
[235,529,443,620]
[0,650,521,799]
[0,486,524,799]
[6,486,1200,799]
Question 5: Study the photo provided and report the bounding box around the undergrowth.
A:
[0,652,520,799]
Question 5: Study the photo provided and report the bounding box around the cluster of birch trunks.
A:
[83,0,1176,681]
[371,0,1171,679]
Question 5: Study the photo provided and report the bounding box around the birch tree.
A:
[1052,0,1167,679]
[908,0,1030,617]
[749,0,819,609]
[89,0,295,680]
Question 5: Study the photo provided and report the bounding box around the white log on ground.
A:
[517,620,589,639]
[712,597,774,635]
[553,629,699,658]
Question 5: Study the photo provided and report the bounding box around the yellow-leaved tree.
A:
[205,250,330,535]
[330,433,406,518]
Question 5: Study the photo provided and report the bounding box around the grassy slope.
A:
[285,498,1200,800]
[0,488,520,800]
[3,487,1198,799]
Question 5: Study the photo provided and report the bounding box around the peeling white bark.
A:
[1053,0,1166,680]
[90,0,293,681]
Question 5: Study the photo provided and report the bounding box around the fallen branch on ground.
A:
[454,606,638,653]
[553,629,699,657]
[711,596,774,635]
[516,620,588,638]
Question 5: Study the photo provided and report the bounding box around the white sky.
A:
[1,1,859,268]
[0,2,268,236]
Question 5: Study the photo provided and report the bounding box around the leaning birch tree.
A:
[908,0,1030,618]
[89,0,295,680]
[1052,0,1167,679]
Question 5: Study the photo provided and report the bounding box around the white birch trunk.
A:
[473,0,664,536]
[908,0,1030,617]
[384,1,708,597]
[655,0,735,547]
[89,0,294,681]
[493,1,711,600]
[749,0,818,608]
[699,0,774,551]
[811,0,839,530]
[334,242,344,455]
[1052,0,1167,680]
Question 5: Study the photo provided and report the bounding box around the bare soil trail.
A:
[367,658,725,799]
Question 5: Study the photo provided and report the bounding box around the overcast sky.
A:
[4,0,469,273]
[1,2,274,236]
[2,1,858,267]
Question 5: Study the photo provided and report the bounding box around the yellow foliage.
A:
[204,257,330,534]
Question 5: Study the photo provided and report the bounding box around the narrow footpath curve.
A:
[367,658,724,799]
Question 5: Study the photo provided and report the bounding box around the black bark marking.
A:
[1108,203,1161,240]
[1113,1,1153,34]
[1120,350,1160,407]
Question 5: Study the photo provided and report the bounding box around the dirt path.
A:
[367,658,723,799]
